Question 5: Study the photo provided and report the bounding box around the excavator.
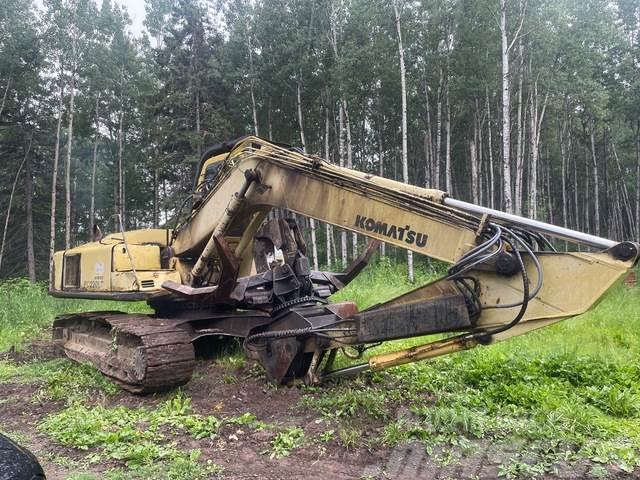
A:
[49,136,639,393]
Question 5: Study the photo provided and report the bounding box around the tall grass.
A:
[331,255,447,308]
[0,279,150,352]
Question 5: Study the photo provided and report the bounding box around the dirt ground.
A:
[1,340,639,480]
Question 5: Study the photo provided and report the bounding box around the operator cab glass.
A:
[195,153,226,195]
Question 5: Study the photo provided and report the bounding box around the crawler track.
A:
[52,312,195,393]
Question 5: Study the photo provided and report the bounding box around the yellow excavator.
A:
[49,136,639,393]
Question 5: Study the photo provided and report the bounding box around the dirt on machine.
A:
[49,136,640,393]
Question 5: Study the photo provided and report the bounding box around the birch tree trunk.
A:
[589,117,600,236]
[329,1,348,266]
[435,68,443,190]
[559,113,568,229]
[635,122,640,241]
[49,76,64,284]
[499,0,525,213]
[500,0,512,212]
[470,98,479,204]
[325,103,333,266]
[0,138,32,273]
[528,80,547,220]
[296,77,318,270]
[424,79,433,187]
[118,108,124,223]
[470,139,478,204]
[90,94,100,237]
[65,34,77,249]
[394,0,413,282]
[514,41,524,215]
[25,146,36,282]
[117,65,126,225]
[574,146,580,232]
[0,76,11,121]
[378,122,386,257]
[343,99,357,258]
[268,97,273,140]
[611,138,635,239]
[486,87,495,209]
[248,34,258,136]
[444,80,452,194]
[339,101,347,266]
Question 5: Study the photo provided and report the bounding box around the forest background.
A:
[1,0,639,281]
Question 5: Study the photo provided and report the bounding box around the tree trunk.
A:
[470,139,478,204]
[25,146,36,282]
[325,104,332,266]
[118,108,124,224]
[343,99,357,258]
[573,143,580,232]
[435,68,443,190]
[589,118,600,236]
[339,101,347,266]
[470,98,480,204]
[514,41,524,215]
[499,0,525,212]
[90,94,100,237]
[444,81,452,194]
[154,168,159,228]
[486,87,495,209]
[424,79,433,187]
[635,122,640,241]
[500,0,512,212]
[248,34,258,136]
[65,34,77,249]
[0,76,11,121]
[378,122,386,257]
[153,121,160,228]
[394,1,413,282]
[0,137,32,274]
[611,137,634,239]
[545,146,553,224]
[296,77,318,270]
[559,113,568,229]
[49,75,64,284]
[268,97,273,140]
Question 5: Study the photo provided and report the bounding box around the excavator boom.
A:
[49,137,639,391]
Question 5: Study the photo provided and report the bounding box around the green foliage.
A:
[270,427,305,459]
[302,383,389,420]
[331,257,447,308]
[103,450,222,480]
[0,279,150,352]
[0,358,119,401]
[39,393,264,465]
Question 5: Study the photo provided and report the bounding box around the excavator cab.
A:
[195,154,226,195]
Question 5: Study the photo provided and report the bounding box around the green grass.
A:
[331,256,447,308]
[269,426,305,458]
[0,358,120,402]
[65,450,222,480]
[1,261,639,475]
[35,390,277,477]
[0,278,150,352]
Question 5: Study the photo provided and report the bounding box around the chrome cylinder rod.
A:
[443,197,617,250]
